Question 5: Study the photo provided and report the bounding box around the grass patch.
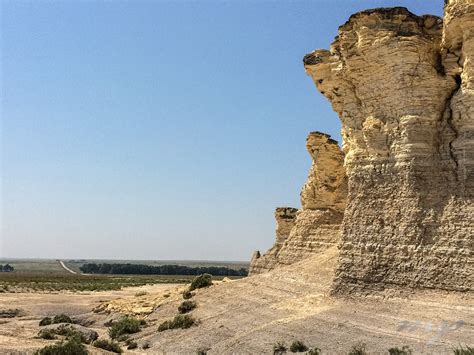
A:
[158,314,196,332]
[108,316,143,339]
[189,274,212,291]
[35,337,87,355]
[0,273,190,292]
[93,339,122,353]
[453,346,474,355]
[388,346,412,355]
[178,300,197,314]
[135,290,148,297]
[290,340,308,352]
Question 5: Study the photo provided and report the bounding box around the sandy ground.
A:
[0,249,472,354]
[0,283,180,354]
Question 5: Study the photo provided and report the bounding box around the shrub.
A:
[34,338,87,355]
[183,290,193,299]
[308,348,321,355]
[53,328,90,344]
[158,314,196,332]
[349,342,367,355]
[388,346,412,355]
[290,340,308,352]
[39,317,52,326]
[108,317,142,339]
[196,348,209,355]
[273,341,287,354]
[135,291,148,297]
[142,342,151,349]
[189,274,212,291]
[38,329,56,340]
[453,346,474,355]
[93,339,123,353]
[178,300,197,314]
[52,314,73,324]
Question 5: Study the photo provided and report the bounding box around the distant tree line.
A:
[79,263,248,276]
[0,264,14,272]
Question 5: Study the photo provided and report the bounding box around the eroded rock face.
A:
[304,4,473,293]
[301,132,347,211]
[249,133,346,275]
[249,207,298,275]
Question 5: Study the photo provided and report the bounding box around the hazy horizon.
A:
[1,1,443,261]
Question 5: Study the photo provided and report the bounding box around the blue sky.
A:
[1,0,443,261]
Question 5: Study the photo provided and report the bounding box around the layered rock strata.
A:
[304,3,473,293]
[250,132,347,275]
[250,207,298,275]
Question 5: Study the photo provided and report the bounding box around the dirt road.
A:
[58,260,77,274]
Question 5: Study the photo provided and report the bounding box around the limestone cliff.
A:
[304,3,473,293]
[250,207,298,275]
[250,132,347,275]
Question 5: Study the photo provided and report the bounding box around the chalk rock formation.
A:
[250,132,347,275]
[250,207,298,274]
[301,132,347,211]
[304,3,473,293]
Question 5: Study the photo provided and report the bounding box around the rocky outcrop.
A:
[304,3,473,293]
[301,132,347,211]
[250,132,347,275]
[249,208,298,274]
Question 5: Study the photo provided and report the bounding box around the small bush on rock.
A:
[52,314,73,324]
[178,300,197,314]
[39,314,73,326]
[93,339,123,353]
[189,274,212,291]
[290,340,308,352]
[158,314,196,332]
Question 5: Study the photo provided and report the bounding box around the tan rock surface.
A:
[304,3,473,293]
[250,132,346,275]
[129,247,473,353]
[301,132,347,211]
